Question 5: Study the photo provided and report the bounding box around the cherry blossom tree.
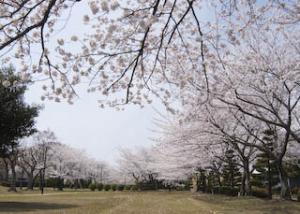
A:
[31,130,58,193]
[18,142,40,190]
[211,27,299,199]
[118,147,159,188]
[1,1,298,107]
[87,160,111,185]
[48,143,79,190]
[47,142,113,189]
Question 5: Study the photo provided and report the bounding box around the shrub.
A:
[89,183,96,191]
[252,188,269,199]
[297,191,300,202]
[104,184,111,191]
[111,184,117,191]
[175,184,187,191]
[124,185,131,191]
[213,186,239,196]
[0,181,10,187]
[131,185,138,191]
[117,184,124,191]
[291,187,299,195]
[97,183,104,191]
[140,183,157,191]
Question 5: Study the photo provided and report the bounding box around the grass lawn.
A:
[0,186,300,214]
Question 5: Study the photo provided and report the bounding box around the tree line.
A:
[0,69,113,193]
[0,0,299,201]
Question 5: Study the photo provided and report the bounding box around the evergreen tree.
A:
[252,152,279,195]
[252,129,279,199]
[0,67,39,191]
[222,149,241,189]
[284,159,300,192]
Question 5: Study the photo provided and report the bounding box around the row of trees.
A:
[109,0,300,201]
[116,22,300,199]
[117,128,300,199]
[115,14,300,199]
[0,68,113,193]
[0,130,114,193]
[0,0,299,201]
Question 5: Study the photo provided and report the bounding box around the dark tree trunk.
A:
[217,173,222,187]
[230,166,234,190]
[240,172,246,196]
[3,159,9,182]
[8,160,17,192]
[267,159,272,199]
[277,160,291,200]
[27,172,34,190]
[243,160,251,196]
[40,170,46,194]
[79,179,83,189]
[58,176,63,191]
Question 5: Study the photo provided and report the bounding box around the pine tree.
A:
[252,129,279,199]
[0,67,39,191]
[222,149,241,189]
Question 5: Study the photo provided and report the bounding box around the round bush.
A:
[130,185,138,191]
[89,183,96,191]
[215,186,239,196]
[111,184,117,191]
[117,184,124,191]
[252,188,269,199]
[124,185,131,191]
[104,184,111,191]
[97,183,104,191]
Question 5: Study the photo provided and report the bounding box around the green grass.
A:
[0,186,299,214]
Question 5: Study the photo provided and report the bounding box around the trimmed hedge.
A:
[89,183,96,191]
[291,187,299,195]
[111,184,117,191]
[124,185,132,191]
[251,187,270,199]
[131,185,138,191]
[252,189,269,199]
[211,186,239,196]
[0,181,10,187]
[104,184,111,191]
[97,183,104,191]
[117,184,124,191]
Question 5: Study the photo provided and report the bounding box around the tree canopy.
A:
[0,67,39,157]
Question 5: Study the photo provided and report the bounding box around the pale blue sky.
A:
[25,82,164,163]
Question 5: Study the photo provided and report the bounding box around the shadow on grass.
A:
[0,202,78,212]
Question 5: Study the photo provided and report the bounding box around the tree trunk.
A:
[3,159,9,182]
[79,179,83,189]
[267,158,272,199]
[191,174,198,193]
[217,174,222,187]
[200,172,207,192]
[277,161,291,200]
[27,172,34,190]
[8,160,17,192]
[240,172,246,196]
[39,169,47,194]
[243,160,251,196]
[244,170,251,196]
[58,176,63,191]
